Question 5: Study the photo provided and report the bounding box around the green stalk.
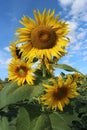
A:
[42,64,46,78]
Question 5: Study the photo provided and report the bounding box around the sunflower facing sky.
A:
[40,75,79,111]
[14,9,69,61]
[8,59,35,86]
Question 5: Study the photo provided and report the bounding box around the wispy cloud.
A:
[58,0,87,74]
[59,0,73,6]
[4,46,10,52]
[59,0,87,23]
[70,0,87,17]
[0,49,12,79]
[0,49,11,66]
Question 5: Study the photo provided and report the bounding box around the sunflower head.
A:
[31,25,57,49]
[15,9,69,62]
[39,75,79,111]
[15,65,28,77]
[8,59,35,86]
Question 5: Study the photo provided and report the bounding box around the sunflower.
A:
[9,41,22,59]
[40,75,79,111]
[8,59,35,86]
[15,9,69,61]
[72,72,84,82]
[38,56,54,74]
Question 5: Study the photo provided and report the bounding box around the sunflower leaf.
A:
[16,107,30,130]
[53,63,81,73]
[0,81,43,109]
[32,114,52,130]
[0,117,9,130]
[49,112,71,130]
[49,111,80,130]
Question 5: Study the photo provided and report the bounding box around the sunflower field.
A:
[0,9,87,130]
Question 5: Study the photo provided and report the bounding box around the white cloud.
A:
[67,21,78,43]
[59,0,87,22]
[5,58,12,65]
[0,50,11,65]
[77,31,86,40]
[79,13,87,22]
[67,21,78,31]
[59,0,73,6]
[0,58,11,65]
[58,0,87,74]
[62,59,75,66]
[71,42,82,51]
[4,47,10,52]
[70,0,87,16]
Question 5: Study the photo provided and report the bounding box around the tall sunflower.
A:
[40,75,79,111]
[8,59,35,86]
[15,9,69,61]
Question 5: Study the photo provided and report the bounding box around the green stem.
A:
[42,64,46,78]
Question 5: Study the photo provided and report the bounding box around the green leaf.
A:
[53,64,81,73]
[33,114,52,130]
[0,81,43,109]
[0,117,9,130]
[16,107,30,130]
[9,118,16,130]
[49,112,72,130]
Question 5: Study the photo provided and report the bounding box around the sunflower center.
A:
[53,87,68,100]
[31,26,57,49]
[16,66,28,77]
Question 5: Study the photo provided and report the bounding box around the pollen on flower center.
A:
[16,66,28,77]
[31,26,57,49]
[39,31,50,42]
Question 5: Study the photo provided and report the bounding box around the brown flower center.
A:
[31,25,57,49]
[53,87,68,100]
[16,66,28,77]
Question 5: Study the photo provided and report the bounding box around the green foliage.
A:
[0,81,44,109]
[0,70,87,130]
[0,117,9,130]
[16,107,30,130]
[33,114,52,130]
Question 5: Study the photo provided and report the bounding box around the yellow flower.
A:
[9,41,22,59]
[38,57,54,74]
[15,9,69,61]
[72,72,84,82]
[8,59,35,86]
[40,75,79,111]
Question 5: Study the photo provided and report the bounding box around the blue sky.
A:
[0,0,87,80]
